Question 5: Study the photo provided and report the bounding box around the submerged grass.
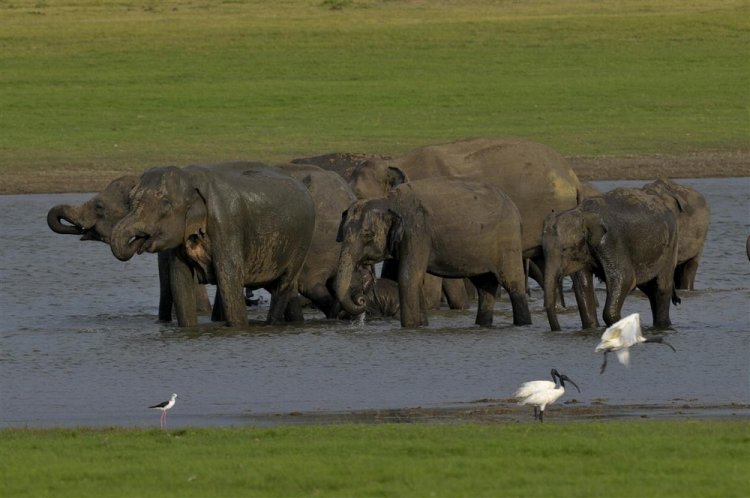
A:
[1,0,748,178]
[1,421,748,497]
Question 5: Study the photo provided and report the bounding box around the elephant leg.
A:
[284,295,304,322]
[397,265,428,328]
[301,282,336,318]
[422,274,444,310]
[674,258,699,291]
[528,257,544,293]
[194,283,212,315]
[500,260,532,326]
[214,261,247,327]
[442,278,470,310]
[170,253,198,327]
[602,273,634,327]
[572,270,599,329]
[267,274,301,325]
[157,251,173,322]
[469,274,498,327]
[638,278,673,329]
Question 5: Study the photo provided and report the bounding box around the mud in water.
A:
[0,178,748,428]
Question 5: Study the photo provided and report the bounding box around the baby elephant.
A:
[334,177,531,328]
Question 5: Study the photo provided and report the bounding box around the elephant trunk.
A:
[110,216,148,262]
[544,259,562,332]
[47,205,84,235]
[334,248,367,316]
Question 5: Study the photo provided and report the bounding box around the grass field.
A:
[2,0,748,182]
[2,421,749,497]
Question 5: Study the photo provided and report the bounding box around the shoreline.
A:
[3,151,749,195]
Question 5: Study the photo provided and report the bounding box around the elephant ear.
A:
[387,209,405,257]
[184,188,208,243]
[583,211,607,247]
[386,167,408,191]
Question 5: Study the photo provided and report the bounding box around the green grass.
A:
[1,0,747,178]
[2,421,748,497]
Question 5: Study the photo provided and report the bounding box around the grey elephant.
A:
[363,274,459,318]
[542,188,680,331]
[46,175,211,321]
[641,179,709,290]
[334,177,531,328]
[110,162,315,327]
[274,162,357,318]
[347,138,582,261]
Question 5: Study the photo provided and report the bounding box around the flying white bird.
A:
[595,313,676,374]
[149,393,178,428]
[513,369,580,422]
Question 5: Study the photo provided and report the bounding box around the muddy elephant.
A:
[274,162,357,318]
[363,274,461,318]
[542,188,680,331]
[348,138,582,261]
[46,175,211,321]
[335,177,531,328]
[641,179,709,290]
[110,162,315,327]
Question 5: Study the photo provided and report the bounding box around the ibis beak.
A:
[564,377,581,393]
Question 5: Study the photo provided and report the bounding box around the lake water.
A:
[1,178,748,428]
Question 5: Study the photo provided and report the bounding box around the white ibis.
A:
[513,369,580,422]
[595,313,676,374]
[149,393,178,428]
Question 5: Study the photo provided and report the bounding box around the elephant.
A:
[641,179,709,290]
[290,152,389,182]
[363,275,462,318]
[347,137,582,261]
[110,162,315,327]
[274,162,358,317]
[334,177,532,328]
[542,187,680,331]
[46,175,211,320]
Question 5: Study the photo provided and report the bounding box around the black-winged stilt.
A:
[149,393,178,428]
[595,313,676,374]
[513,369,580,422]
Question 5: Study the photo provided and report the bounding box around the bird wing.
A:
[514,381,555,399]
[596,326,623,352]
[523,388,564,408]
[149,401,168,409]
[615,348,630,366]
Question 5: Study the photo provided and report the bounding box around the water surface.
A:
[1,178,748,427]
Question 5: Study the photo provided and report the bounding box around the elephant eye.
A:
[94,201,105,215]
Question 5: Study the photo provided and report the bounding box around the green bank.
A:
[1,0,747,179]
[2,421,748,497]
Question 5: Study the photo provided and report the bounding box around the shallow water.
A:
[1,178,748,428]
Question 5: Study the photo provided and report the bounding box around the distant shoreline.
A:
[3,150,748,195]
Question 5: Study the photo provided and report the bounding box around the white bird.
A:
[595,313,676,374]
[513,369,580,422]
[149,393,178,428]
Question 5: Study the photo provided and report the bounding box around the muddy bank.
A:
[568,150,750,181]
[245,402,750,427]
[3,151,748,195]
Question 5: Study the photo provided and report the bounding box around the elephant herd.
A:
[47,137,710,331]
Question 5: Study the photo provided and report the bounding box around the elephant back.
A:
[393,138,581,256]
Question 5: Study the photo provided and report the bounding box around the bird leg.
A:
[600,351,609,375]
[645,337,677,352]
